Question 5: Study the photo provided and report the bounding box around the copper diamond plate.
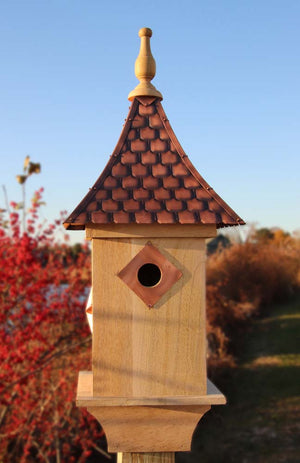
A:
[117,242,182,308]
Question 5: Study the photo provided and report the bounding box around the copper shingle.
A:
[139,103,155,116]
[156,210,175,224]
[163,176,180,189]
[132,114,146,129]
[64,97,245,229]
[133,188,151,200]
[174,188,192,200]
[165,199,184,212]
[123,199,141,212]
[122,177,139,189]
[112,188,129,200]
[161,152,178,165]
[121,151,138,164]
[91,211,108,224]
[112,163,128,177]
[103,176,118,189]
[187,198,207,212]
[145,199,162,212]
[135,210,153,224]
[113,211,131,224]
[95,190,108,200]
[143,176,161,190]
[141,151,157,165]
[102,199,119,212]
[152,164,169,177]
[154,187,171,200]
[178,210,197,224]
[150,139,167,153]
[140,127,156,140]
[87,201,98,212]
[131,139,147,152]
[172,163,189,177]
[132,163,148,178]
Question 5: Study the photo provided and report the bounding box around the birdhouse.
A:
[64,28,244,455]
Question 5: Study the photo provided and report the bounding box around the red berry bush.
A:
[0,187,109,462]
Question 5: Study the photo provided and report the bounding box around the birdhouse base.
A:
[76,371,226,452]
[118,453,175,463]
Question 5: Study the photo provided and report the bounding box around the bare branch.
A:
[91,443,112,460]
[2,184,11,214]
[1,336,91,394]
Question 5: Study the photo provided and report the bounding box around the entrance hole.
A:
[137,263,161,287]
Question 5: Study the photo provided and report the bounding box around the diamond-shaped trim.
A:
[117,242,182,308]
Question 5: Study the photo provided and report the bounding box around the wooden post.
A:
[118,453,175,463]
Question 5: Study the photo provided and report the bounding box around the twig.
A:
[91,443,112,460]
[32,440,51,463]
[2,184,10,214]
[1,336,92,394]
[22,182,26,233]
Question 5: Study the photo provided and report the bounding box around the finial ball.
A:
[128,26,162,101]
[139,27,152,38]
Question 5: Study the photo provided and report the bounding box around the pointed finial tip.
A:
[128,27,162,101]
[139,27,152,38]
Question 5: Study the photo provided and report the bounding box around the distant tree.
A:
[273,228,291,245]
[253,227,274,242]
[207,234,231,255]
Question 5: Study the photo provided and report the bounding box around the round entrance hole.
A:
[137,263,161,287]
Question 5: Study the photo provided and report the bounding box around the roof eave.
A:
[63,219,245,230]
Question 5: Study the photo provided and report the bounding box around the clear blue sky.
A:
[1,0,299,242]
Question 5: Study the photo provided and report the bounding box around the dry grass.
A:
[206,238,300,364]
[176,296,300,463]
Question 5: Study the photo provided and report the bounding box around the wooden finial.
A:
[128,27,163,101]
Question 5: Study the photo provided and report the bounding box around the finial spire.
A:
[128,27,163,101]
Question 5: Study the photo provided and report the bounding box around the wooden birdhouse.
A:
[64,28,244,457]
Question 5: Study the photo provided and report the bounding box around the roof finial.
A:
[128,27,163,101]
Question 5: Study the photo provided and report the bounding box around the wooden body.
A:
[76,224,226,451]
[92,235,207,397]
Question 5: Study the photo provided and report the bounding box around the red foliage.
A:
[0,190,107,462]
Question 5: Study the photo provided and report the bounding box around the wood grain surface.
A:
[86,223,216,239]
[87,404,210,452]
[92,237,207,397]
[117,452,175,463]
[76,371,226,406]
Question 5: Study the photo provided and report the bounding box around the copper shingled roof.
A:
[64,95,245,230]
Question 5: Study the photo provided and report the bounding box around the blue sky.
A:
[1,0,299,242]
